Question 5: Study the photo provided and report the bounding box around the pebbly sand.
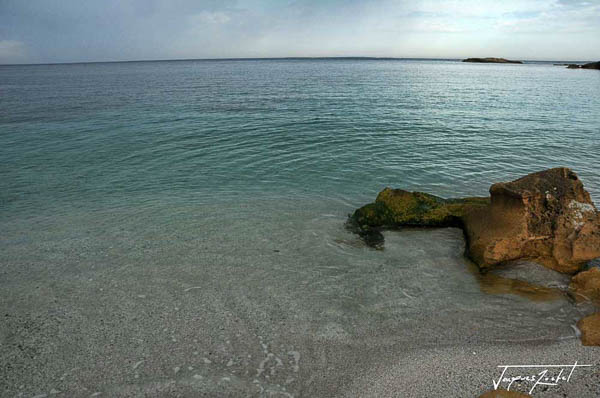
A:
[1,197,599,397]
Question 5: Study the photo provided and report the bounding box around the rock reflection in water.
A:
[467,260,567,302]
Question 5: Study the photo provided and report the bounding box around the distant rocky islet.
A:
[462,57,600,70]
[462,57,523,64]
[565,61,600,70]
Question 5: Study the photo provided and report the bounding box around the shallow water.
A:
[0,197,591,396]
[1,59,599,396]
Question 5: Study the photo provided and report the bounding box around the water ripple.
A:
[1,59,599,216]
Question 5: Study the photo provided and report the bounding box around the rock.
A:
[479,389,532,398]
[350,168,600,273]
[581,61,600,70]
[570,267,600,303]
[352,189,489,227]
[350,190,488,249]
[355,224,385,249]
[566,62,600,70]
[465,168,600,273]
[589,258,600,268]
[577,313,600,346]
[462,57,523,64]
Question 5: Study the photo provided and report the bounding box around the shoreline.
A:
[2,197,596,397]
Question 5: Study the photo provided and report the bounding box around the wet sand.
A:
[1,198,598,397]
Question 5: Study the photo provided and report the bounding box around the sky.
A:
[1,0,599,64]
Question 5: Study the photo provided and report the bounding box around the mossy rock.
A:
[351,188,489,232]
[350,169,600,273]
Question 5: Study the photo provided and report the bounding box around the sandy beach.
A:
[344,340,600,397]
[2,197,598,397]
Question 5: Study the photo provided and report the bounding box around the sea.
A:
[1,59,599,396]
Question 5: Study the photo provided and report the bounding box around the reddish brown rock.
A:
[479,389,532,397]
[570,267,600,303]
[577,313,600,346]
[464,168,600,273]
[351,168,600,273]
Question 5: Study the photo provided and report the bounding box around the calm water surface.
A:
[1,59,599,214]
[1,60,599,396]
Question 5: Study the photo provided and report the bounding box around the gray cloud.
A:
[0,0,599,63]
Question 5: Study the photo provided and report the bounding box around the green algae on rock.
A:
[352,188,489,227]
[349,189,488,249]
[350,168,600,274]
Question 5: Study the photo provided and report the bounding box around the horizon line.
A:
[0,56,596,67]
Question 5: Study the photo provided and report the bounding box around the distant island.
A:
[565,61,600,70]
[462,57,523,64]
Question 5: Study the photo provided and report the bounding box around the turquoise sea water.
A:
[1,59,599,216]
[1,60,600,396]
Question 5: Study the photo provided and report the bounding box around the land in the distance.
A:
[566,61,600,70]
[462,57,523,64]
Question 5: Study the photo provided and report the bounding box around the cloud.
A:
[0,40,27,63]
[0,0,599,63]
[396,0,552,18]
[496,0,600,33]
[193,11,232,24]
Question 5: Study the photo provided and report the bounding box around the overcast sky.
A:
[1,0,599,64]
